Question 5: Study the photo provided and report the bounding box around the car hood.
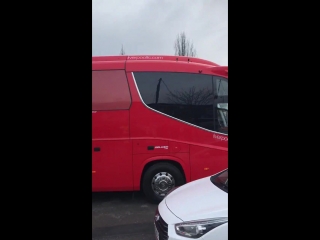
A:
[165,176,228,222]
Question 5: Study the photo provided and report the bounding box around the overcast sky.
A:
[92,0,228,65]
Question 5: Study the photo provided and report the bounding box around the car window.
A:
[210,169,228,193]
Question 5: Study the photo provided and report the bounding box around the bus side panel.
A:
[92,69,133,192]
[125,71,191,190]
[189,145,228,181]
[125,68,228,188]
[92,111,133,191]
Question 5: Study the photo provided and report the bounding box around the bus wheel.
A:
[142,162,185,203]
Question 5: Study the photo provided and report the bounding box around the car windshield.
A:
[210,169,228,193]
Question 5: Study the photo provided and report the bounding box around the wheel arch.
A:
[139,158,188,190]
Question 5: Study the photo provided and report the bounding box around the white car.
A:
[154,169,228,240]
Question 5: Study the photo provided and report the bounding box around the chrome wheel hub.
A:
[152,172,175,197]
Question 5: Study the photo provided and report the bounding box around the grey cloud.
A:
[92,0,228,65]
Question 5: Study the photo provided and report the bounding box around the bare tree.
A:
[174,32,197,57]
[166,87,213,105]
[120,44,125,55]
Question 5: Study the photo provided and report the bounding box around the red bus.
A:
[92,55,228,202]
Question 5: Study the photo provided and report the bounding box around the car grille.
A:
[155,209,168,240]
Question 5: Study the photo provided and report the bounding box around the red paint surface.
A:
[92,70,131,110]
[92,55,228,192]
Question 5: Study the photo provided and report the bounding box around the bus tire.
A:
[142,162,185,203]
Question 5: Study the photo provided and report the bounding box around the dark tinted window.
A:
[134,72,216,131]
[210,169,228,193]
[134,72,228,133]
[92,70,131,111]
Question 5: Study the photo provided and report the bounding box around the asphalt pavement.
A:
[92,191,158,240]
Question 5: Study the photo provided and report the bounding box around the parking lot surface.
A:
[92,191,158,240]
